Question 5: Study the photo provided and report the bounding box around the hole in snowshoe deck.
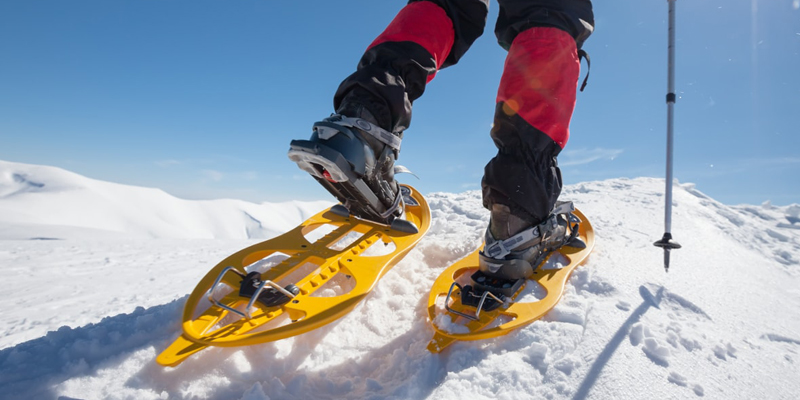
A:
[540,252,569,271]
[452,267,477,286]
[514,280,547,303]
[430,267,474,313]
[432,313,471,334]
[207,301,252,333]
[277,260,322,288]
[302,223,339,244]
[431,267,479,312]
[245,252,291,274]
[359,235,397,257]
[195,284,236,321]
[302,222,382,254]
[309,270,357,298]
[327,229,367,251]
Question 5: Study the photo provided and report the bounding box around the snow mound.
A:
[1,162,799,400]
[0,160,332,240]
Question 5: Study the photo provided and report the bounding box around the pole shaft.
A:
[664,0,677,234]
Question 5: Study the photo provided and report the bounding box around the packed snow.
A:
[1,159,799,400]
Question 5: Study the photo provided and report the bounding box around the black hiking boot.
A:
[478,201,586,280]
[288,91,404,225]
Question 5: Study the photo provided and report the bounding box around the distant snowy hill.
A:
[0,160,332,240]
[1,160,799,400]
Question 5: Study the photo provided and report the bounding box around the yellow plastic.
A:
[157,185,430,367]
[426,209,594,353]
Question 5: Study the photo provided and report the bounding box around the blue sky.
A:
[1,0,799,205]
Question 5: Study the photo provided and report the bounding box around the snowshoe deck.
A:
[426,208,594,353]
[156,185,429,367]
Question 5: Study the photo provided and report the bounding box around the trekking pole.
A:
[653,0,681,272]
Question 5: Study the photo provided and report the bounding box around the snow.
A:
[0,160,331,241]
[1,159,799,400]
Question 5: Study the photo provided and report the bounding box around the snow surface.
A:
[1,159,799,400]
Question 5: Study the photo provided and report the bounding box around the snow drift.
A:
[0,160,332,240]
[1,159,799,400]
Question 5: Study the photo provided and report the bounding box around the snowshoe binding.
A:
[427,205,594,353]
[479,200,586,281]
[446,201,586,321]
[288,100,408,229]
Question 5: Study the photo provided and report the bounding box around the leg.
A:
[290,0,489,224]
[335,0,490,133]
[479,0,594,279]
[483,0,594,225]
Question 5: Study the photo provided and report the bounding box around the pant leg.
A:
[334,0,489,133]
[481,0,594,224]
[495,0,594,50]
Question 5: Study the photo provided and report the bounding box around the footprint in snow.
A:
[667,372,705,397]
[712,342,738,361]
[760,333,800,364]
[761,333,800,346]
